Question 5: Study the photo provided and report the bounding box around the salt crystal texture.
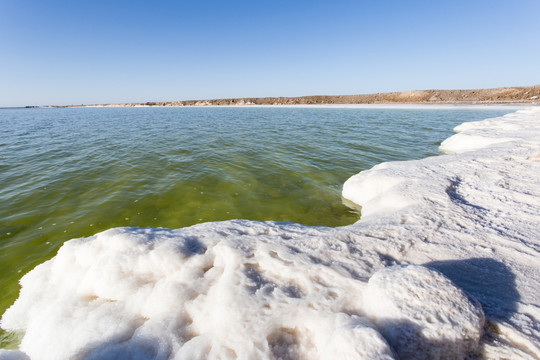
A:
[2,107,540,360]
[364,265,485,359]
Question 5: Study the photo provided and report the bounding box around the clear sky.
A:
[1,0,539,107]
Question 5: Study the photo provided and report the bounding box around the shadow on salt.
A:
[425,257,519,323]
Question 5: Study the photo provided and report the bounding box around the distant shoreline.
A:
[16,85,540,108]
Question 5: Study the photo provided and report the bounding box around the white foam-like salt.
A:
[1,107,540,360]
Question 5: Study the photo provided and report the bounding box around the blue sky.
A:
[1,0,539,106]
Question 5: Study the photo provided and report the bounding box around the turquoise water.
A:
[0,106,514,347]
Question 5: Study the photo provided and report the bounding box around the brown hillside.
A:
[80,85,540,107]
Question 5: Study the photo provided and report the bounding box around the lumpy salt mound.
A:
[364,265,485,360]
[0,226,396,360]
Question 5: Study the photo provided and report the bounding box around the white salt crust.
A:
[364,265,485,359]
[2,107,540,360]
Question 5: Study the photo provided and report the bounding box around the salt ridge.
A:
[1,107,539,359]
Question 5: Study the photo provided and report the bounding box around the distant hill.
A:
[76,85,540,107]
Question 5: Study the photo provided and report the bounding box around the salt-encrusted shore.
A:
[342,107,540,358]
[1,108,539,359]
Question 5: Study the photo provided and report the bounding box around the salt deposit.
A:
[364,265,485,359]
[1,107,539,359]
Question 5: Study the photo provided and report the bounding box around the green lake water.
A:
[0,105,515,348]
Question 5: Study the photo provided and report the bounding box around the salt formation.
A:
[1,225,398,360]
[2,107,540,359]
[364,265,484,359]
